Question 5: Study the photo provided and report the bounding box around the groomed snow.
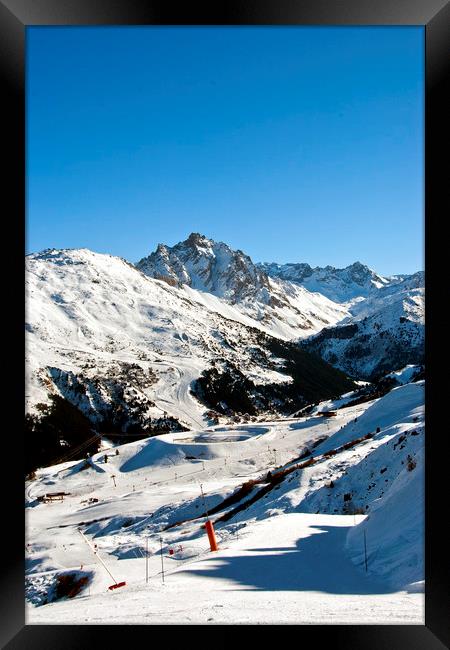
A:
[26,381,424,624]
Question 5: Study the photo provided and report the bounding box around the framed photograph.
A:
[2,0,449,647]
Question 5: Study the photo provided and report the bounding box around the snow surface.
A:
[26,381,424,624]
[301,278,424,380]
[26,248,305,427]
[25,243,425,624]
[385,364,422,385]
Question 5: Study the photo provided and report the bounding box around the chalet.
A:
[37,491,70,503]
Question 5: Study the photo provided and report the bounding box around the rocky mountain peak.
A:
[136,233,269,303]
[344,261,376,284]
[185,232,211,247]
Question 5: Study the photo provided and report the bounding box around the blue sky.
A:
[27,26,424,275]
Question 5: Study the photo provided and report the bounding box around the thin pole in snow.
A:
[78,528,118,586]
[146,537,149,584]
[200,483,209,520]
[160,536,165,583]
[363,529,368,573]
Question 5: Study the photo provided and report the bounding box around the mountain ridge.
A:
[258,259,421,305]
[26,237,424,436]
[25,247,356,451]
[136,233,350,339]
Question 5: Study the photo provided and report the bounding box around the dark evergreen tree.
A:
[25,395,98,475]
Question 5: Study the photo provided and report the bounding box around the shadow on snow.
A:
[178,523,396,595]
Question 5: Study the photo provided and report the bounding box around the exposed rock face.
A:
[136,233,349,339]
[137,232,271,303]
[259,260,392,304]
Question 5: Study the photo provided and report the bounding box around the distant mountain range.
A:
[25,234,424,440]
[137,233,424,380]
[258,259,391,303]
[299,271,424,380]
[136,233,349,340]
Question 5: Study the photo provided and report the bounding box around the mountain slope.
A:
[299,274,424,380]
[136,233,349,340]
[26,379,424,623]
[137,235,424,380]
[26,248,355,439]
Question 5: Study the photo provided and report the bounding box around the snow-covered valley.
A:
[26,381,424,624]
[25,237,425,624]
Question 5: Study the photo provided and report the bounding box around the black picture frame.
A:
[2,0,449,647]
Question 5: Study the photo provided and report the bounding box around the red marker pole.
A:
[205,520,219,552]
[199,484,219,551]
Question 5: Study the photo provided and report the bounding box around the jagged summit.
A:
[137,233,269,303]
[27,241,424,386]
[258,259,391,304]
[186,232,210,245]
[136,235,349,338]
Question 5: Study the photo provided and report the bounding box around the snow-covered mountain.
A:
[256,258,424,380]
[136,233,349,340]
[25,248,354,438]
[136,236,424,380]
[25,243,425,625]
[26,239,424,440]
[259,260,392,304]
[300,273,424,380]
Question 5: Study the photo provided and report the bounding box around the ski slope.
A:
[25,248,350,429]
[26,381,424,624]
